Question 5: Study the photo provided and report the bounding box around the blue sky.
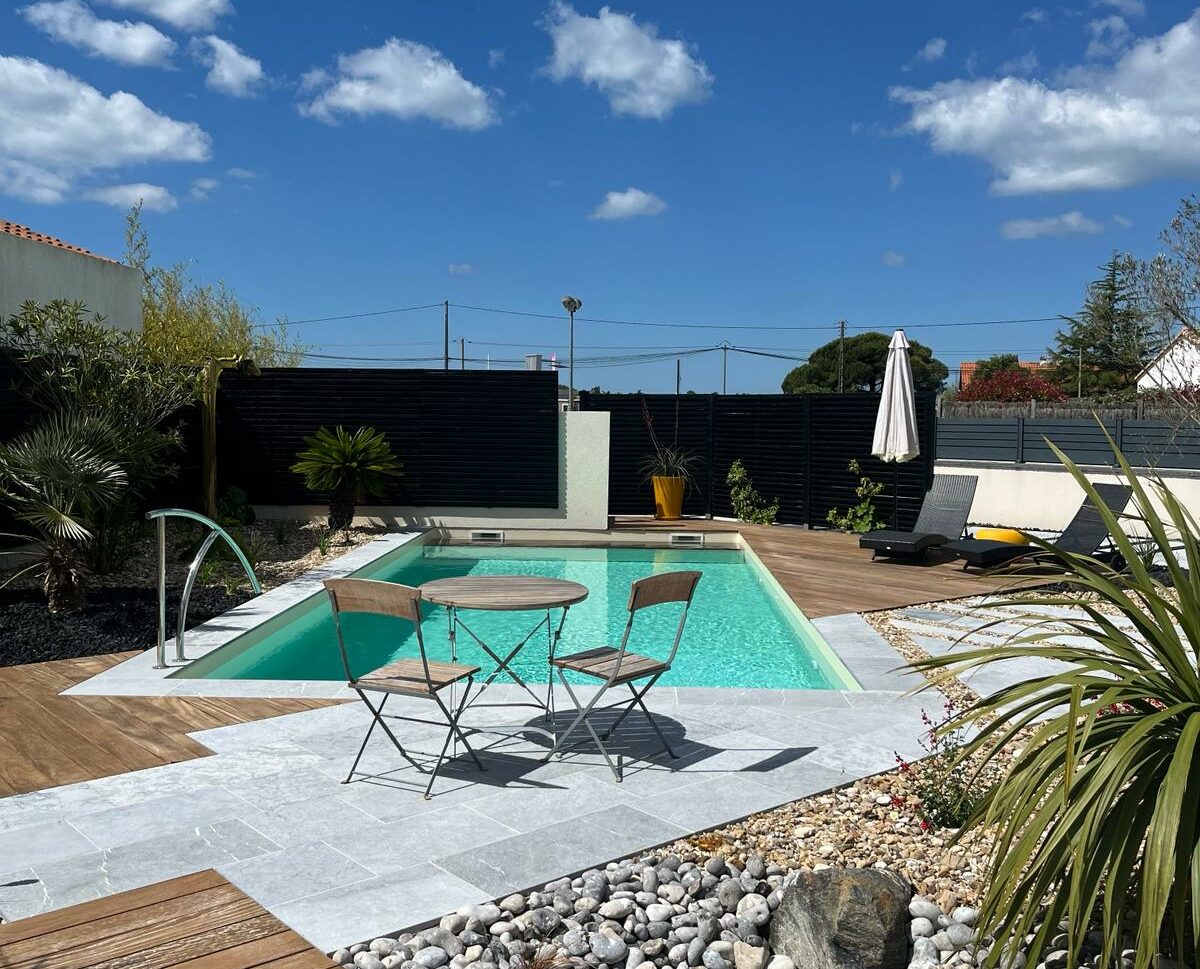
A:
[2,0,1198,391]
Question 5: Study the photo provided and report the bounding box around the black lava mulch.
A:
[0,585,254,667]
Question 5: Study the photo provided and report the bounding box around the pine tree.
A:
[1048,253,1157,397]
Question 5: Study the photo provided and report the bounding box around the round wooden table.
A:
[420,576,589,611]
[419,575,590,741]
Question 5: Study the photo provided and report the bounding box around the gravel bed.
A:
[332,851,1170,969]
[0,585,251,666]
[0,520,383,666]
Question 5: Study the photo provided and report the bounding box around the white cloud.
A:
[881,250,906,268]
[22,0,175,67]
[0,55,209,204]
[225,165,255,178]
[190,175,218,199]
[192,35,264,97]
[300,38,498,130]
[589,187,666,220]
[487,48,504,68]
[916,37,947,62]
[101,0,230,31]
[85,181,177,211]
[448,263,473,275]
[887,169,903,191]
[1114,213,1134,226]
[1086,15,1130,58]
[999,51,1039,75]
[543,2,712,120]
[1095,0,1145,17]
[1022,8,1048,22]
[1000,210,1104,240]
[891,11,1200,195]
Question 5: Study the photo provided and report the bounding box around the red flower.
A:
[919,819,931,832]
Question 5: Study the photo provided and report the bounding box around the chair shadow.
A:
[518,707,819,782]
[344,705,819,799]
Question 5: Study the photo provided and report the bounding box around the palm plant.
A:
[909,435,1200,969]
[0,414,127,612]
[290,426,402,531]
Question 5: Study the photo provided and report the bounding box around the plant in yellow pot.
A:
[639,398,698,520]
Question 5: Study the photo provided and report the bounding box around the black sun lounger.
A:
[859,474,978,561]
[943,483,1132,571]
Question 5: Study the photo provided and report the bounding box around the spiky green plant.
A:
[290,426,401,531]
[909,434,1200,969]
[0,413,127,612]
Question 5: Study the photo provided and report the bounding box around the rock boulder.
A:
[768,868,912,969]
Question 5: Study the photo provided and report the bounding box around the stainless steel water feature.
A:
[147,508,262,669]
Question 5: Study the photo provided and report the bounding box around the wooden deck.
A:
[0,653,339,798]
[611,517,1020,618]
[0,869,333,968]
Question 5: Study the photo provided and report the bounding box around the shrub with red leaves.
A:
[957,370,1068,402]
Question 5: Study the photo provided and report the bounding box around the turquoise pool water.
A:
[175,545,855,690]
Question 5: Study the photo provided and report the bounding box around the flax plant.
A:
[909,435,1200,969]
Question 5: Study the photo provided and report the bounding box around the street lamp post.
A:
[562,295,582,411]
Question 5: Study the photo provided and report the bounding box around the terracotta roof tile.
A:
[0,220,119,264]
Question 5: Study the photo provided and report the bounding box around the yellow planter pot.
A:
[975,527,1027,544]
[652,476,686,520]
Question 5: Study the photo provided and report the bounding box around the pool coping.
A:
[63,529,866,701]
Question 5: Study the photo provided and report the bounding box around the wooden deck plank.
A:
[1,886,255,968]
[0,871,226,946]
[0,872,331,969]
[610,517,1023,618]
[0,653,343,798]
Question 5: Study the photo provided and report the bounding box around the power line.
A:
[449,301,1063,332]
[256,302,443,329]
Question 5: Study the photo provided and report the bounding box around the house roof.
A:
[0,220,119,264]
[1135,328,1200,381]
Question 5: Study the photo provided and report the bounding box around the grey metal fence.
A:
[938,416,1200,470]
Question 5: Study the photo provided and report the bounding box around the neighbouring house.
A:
[0,220,142,329]
[957,359,1051,390]
[1136,329,1200,391]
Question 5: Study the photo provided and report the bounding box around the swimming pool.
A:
[174,544,857,690]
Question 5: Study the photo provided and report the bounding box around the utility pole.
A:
[675,358,681,443]
[443,300,449,371]
[459,337,465,370]
[561,296,582,411]
[1077,347,1083,399]
[721,341,729,394]
[837,320,846,393]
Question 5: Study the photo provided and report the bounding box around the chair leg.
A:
[602,677,676,759]
[547,671,621,782]
[344,690,423,784]
[422,680,486,800]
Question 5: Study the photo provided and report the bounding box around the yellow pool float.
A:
[974,527,1027,544]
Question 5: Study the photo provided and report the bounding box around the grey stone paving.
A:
[0,612,951,952]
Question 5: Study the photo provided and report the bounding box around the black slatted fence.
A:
[579,391,938,528]
[214,368,560,507]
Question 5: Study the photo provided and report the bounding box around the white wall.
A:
[256,411,612,530]
[0,234,142,329]
[1138,337,1200,390]
[937,459,1200,533]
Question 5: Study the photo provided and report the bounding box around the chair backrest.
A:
[1053,483,1132,556]
[323,578,429,686]
[912,474,978,539]
[628,570,702,612]
[609,570,701,683]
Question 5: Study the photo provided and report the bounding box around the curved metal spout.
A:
[147,508,262,668]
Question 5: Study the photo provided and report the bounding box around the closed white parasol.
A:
[872,329,920,463]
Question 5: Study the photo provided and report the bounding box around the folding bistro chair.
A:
[324,578,484,799]
[546,570,701,781]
